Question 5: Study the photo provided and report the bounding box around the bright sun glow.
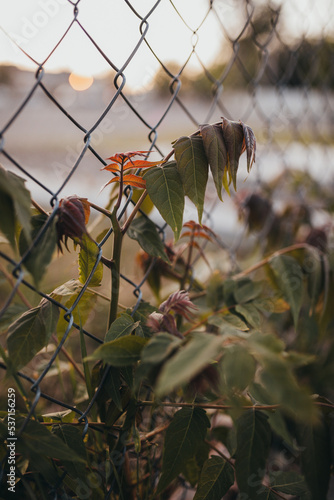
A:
[68,73,94,91]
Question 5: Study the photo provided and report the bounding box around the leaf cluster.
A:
[0,120,333,500]
[144,117,256,239]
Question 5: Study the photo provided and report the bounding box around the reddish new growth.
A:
[56,196,90,252]
[147,290,197,338]
[100,150,162,191]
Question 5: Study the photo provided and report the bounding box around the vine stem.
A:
[31,198,48,216]
[137,400,280,411]
[51,334,85,381]
[126,422,170,449]
[121,189,148,234]
[205,439,235,467]
[108,206,123,329]
[106,149,176,329]
[88,201,112,217]
[0,261,32,309]
[121,148,175,235]
[232,242,314,280]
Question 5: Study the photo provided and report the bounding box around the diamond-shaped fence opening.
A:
[0,0,334,497]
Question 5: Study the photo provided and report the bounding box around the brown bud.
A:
[56,196,89,251]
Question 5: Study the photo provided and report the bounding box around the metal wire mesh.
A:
[1,0,334,497]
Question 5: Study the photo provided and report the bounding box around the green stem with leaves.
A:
[108,205,123,329]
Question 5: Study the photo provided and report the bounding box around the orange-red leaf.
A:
[100,174,146,191]
[101,163,121,173]
[182,221,217,239]
[106,150,151,164]
[79,197,91,224]
[122,174,146,188]
[191,241,212,269]
[123,159,163,170]
[181,230,213,242]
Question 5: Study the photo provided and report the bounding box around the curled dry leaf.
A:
[56,196,89,252]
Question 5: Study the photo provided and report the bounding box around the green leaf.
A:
[0,303,28,332]
[240,120,256,172]
[249,383,296,448]
[0,193,16,247]
[174,136,209,223]
[249,330,285,355]
[135,332,182,389]
[249,332,315,420]
[270,471,310,496]
[183,441,210,487]
[268,255,303,327]
[304,247,324,314]
[127,216,169,263]
[235,303,261,329]
[206,271,225,311]
[51,279,83,298]
[53,425,87,480]
[144,161,184,240]
[24,450,59,485]
[259,358,315,420]
[257,488,280,500]
[19,213,57,284]
[194,455,235,500]
[200,123,228,201]
[87,334,148,366]
[6,299,59,371]
[78,233,103,286]
[56,291,96,338]
[105,313,139,342]
[211,426,237,457]
[221,119,244,189]
[235,410,271,498]
[16,418,86,463]
[234,278,263,304]
[212,313,249,331]
[131,300,158,338]
[155,332,223,397]
[157,407,210,493]
[222,344,256,391]
[141,332,182,364]
[0,165,31,247]
[297,420,331,499]
[108,366,123,411]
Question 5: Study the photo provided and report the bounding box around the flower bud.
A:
[56,196,89,251]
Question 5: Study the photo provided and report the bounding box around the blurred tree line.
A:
[153,5,334,96]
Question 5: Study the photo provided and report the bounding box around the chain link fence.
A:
[1,0,334,497]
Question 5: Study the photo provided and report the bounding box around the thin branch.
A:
[137,400,280,411]
[88,201,112,218]
[126,422,170,449]
[233,243,315,280]
[52,334,85,381]
[121,189,148,234]
[85,287,111,302]
[100,255,112,269]
[182,304,232,336]
[205,439,235,468]
[0,261,32,309]
[31,198,48,216]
